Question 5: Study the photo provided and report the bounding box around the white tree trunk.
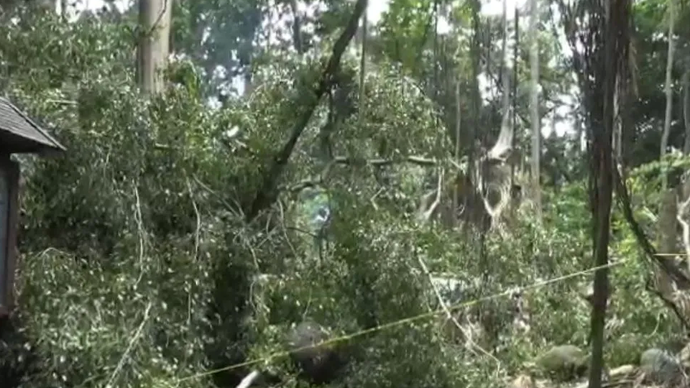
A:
[528,0,541,220]
[683,70,690,155]
[137,0,172,95]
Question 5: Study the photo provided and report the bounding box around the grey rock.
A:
[536,345,588,381]
[640,347,686,386]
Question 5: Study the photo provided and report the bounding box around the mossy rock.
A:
[639,348,685,386]
[535,345,589,382]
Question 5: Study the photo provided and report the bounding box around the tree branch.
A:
[416,254,501,367]
[246,0,368,221]
[332,155,437,167]
[613,166,690,290]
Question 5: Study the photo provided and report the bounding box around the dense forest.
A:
[1,0,690,387]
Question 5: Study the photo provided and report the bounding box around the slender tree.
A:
[681,69,690,155]
[587,1,630,387]
[528,0,542,221]
[510,6,519,190]
[683,66,690,196]
[661,0,676,189]
[658,0,678,281]
[359,2,368,121]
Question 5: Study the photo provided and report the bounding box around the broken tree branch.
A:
[417,169,444,223]
[677,192,690,273]
[333,154,437,167]
[246,0,368,221]
[614,165,690,332]
[416,254,502,369]
[613,165,690,289]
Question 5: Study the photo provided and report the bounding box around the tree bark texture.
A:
[661,0,676,189]
[587,2,630,388]
[137,0,172,95]
[528,0,542,221]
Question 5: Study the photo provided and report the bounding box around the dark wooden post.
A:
[0,153,20,316]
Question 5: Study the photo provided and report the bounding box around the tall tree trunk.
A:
[659,37,680,298]
[452,79,462,228]
[57,0,67,18]
[659,190,678,258]
[613,77,622,160]
[359,5,367,116]
[614,52,631,166]
[587,1,629,387]
[500,0,510,128]
[528,0,541,221]
[497,0,513,181]
[658,0,678,287]
[464,0,482,227]
[244,71,254,97]
[510,6,519,191]
[290,0,304,55]
[661,0,676,189]
[501,0,508,78]
[682,70,690,197]
[137,0,172,95]
[683,70,690,155]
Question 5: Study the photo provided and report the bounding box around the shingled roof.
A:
[0,97,65,154]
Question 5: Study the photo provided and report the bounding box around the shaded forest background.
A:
[1,0,690,387]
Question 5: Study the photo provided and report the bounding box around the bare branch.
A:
[105,302,153,388]
[332,155,437,166]
[416,255,501,368]
[236,370,262,388]
[417,170,444,223]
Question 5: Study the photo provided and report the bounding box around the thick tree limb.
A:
[613,166,690,289]
[332,155,437,167]
[614,165,690,331]
[644,278,690,332]
[246,0,368,221]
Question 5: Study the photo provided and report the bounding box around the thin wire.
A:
[176,259,626,383]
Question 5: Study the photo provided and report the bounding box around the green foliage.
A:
[1,2,689,388]
[377,0,434,74]
[10,64,245,388]
[536,345,587,381]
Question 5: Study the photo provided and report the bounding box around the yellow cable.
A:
[176,259,624,383]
